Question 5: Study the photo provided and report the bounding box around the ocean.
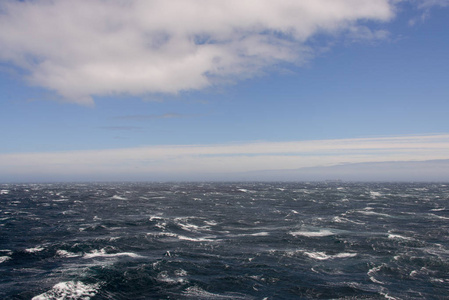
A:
[0,182,448,299]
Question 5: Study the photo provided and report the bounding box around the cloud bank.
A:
[0,0,394,104]
[1,134,448,182]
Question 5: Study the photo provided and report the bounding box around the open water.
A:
[0,182,448,299]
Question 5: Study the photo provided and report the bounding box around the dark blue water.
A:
[1,182,448,299]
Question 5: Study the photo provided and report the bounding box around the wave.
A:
[147,232,178,238]
[248,231,270,236]
[369,191,382,198]
[32,281,100,300]
[303,251,357,260]
[148,231,218,242]
[3,182,448,299]
[83,248,142,259]
[25,246,45,253]
[357,210,394,218]
[430,207,446,211]
[367,264,386,285]
[182,286,250,299]
[177,235,217,242]
[228,232,271,238]
[333,216,365,225]
[290,229,335,237]
[156,270,188,284]
[52,198,69,202]
[388,234,414,241]
[56,250,81,258]
[427,213,449,220]
[0,256,11,263]
[174,217,213,232]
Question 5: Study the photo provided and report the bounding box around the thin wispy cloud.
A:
[0,0,395,105]
[408,0,449,25]
[99,126,143,131]
[114,113,188,121]
[416,0,449,8]
[1,134,448,181]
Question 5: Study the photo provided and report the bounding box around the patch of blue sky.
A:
[0,0,448,181]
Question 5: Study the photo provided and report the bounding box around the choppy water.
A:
[1,182,448,299]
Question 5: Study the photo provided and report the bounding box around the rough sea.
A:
[1,182,448,299]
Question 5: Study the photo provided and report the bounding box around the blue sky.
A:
[0,0,448,182]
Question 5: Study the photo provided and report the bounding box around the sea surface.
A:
[1,182,448,299]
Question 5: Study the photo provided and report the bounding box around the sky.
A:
[0,0,448,182]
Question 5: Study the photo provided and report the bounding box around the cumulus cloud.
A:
[0,0,394,105]
[1,134,449,181]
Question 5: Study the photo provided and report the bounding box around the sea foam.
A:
[303,251,357,260]
[83,248,142,259]
[290,229,335,237]
[32,281,100,300]
[0,256,11,263]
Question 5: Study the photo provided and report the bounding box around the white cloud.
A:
[1,134,448,181]
[0,0,394,105]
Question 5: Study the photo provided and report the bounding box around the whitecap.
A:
[249,232,270,236]
[149,215,164,221]
[178,222,201,232]
[427,213,449,220]
[380,291,400,300]
[56,250,81,258]
[233,231,271,237]
[175,217,212,232]
[32,281,100,300]
[430,207,446,211]
[369,191,382,198]
[175,269,188,276]
[0,256,11,263]
[177,235,216,242]
[52,198,68,202]
[303,251,357,260]
[157,271,188,284]
[0,189,10,195]
[333,216,344,223]
[182,285,248,299]
[83,249,142,259]
[358,210,393,218]
[110,195,127,200]
[388,234,414,241]
[25,246,45,253]
[367,264,386,285]
[204,220,218,226]
[290,229,335,237]
[147,232,178,238]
